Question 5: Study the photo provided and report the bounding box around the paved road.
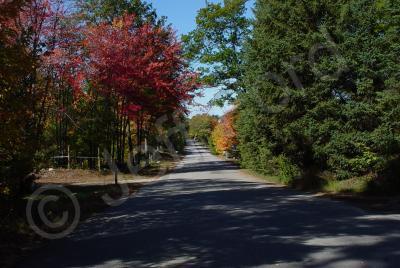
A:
[21,141,400,267]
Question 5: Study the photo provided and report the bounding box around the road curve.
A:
[20,141,400,268]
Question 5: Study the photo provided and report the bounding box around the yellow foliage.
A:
[211,110,238,154]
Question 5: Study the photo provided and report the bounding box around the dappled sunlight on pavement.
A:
[19,141,400,268]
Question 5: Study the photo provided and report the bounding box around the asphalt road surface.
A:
[20,141,400,268]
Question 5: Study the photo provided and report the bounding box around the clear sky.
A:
[148,0,231,36]
[147,0,254,117]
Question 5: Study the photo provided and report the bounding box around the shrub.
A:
[276,155,301,184]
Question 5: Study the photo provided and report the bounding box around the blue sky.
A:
[147,0,254,117]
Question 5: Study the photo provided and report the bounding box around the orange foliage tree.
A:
[212,110,238,154]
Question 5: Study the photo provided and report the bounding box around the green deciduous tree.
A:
[182,0,250,104]
[189,114,218,145]
[77,0,164,26]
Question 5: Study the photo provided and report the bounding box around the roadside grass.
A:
[242,167,373,195]
[322,177,372,194]
[210,147,398,204]
[243,168,285,186]
[244,167,400,213]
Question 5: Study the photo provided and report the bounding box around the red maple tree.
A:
[81,15,198,116]
[56,14,200,165]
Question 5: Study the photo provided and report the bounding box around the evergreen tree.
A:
[237,0,400,184]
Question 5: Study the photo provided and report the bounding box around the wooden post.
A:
[112,154,118,185]
[67,145,70,169]
[97,147,101,172]
[145,137,149,165]
[114,167,118,185]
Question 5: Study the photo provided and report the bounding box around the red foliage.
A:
[66,14,200,118]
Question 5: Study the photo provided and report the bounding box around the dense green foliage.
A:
[77,0,164,26]
[182,0,250,103]
[188,114,218,146]
[237,0,400,188]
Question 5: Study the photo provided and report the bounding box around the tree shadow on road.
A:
[172,161,240,174]
[20,176,400,268]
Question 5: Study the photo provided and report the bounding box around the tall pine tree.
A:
[237,0,400,184]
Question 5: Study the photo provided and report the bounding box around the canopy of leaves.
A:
[182,0,250,103]
[237,0,400,184]
[189,114,218,144]
[1,0,62,192]
[1,0,199,195]
[72,14,198,118]
[77,0,164,26]
[212,110,238,154]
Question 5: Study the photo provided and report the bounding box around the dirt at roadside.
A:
[38,168,120,185]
